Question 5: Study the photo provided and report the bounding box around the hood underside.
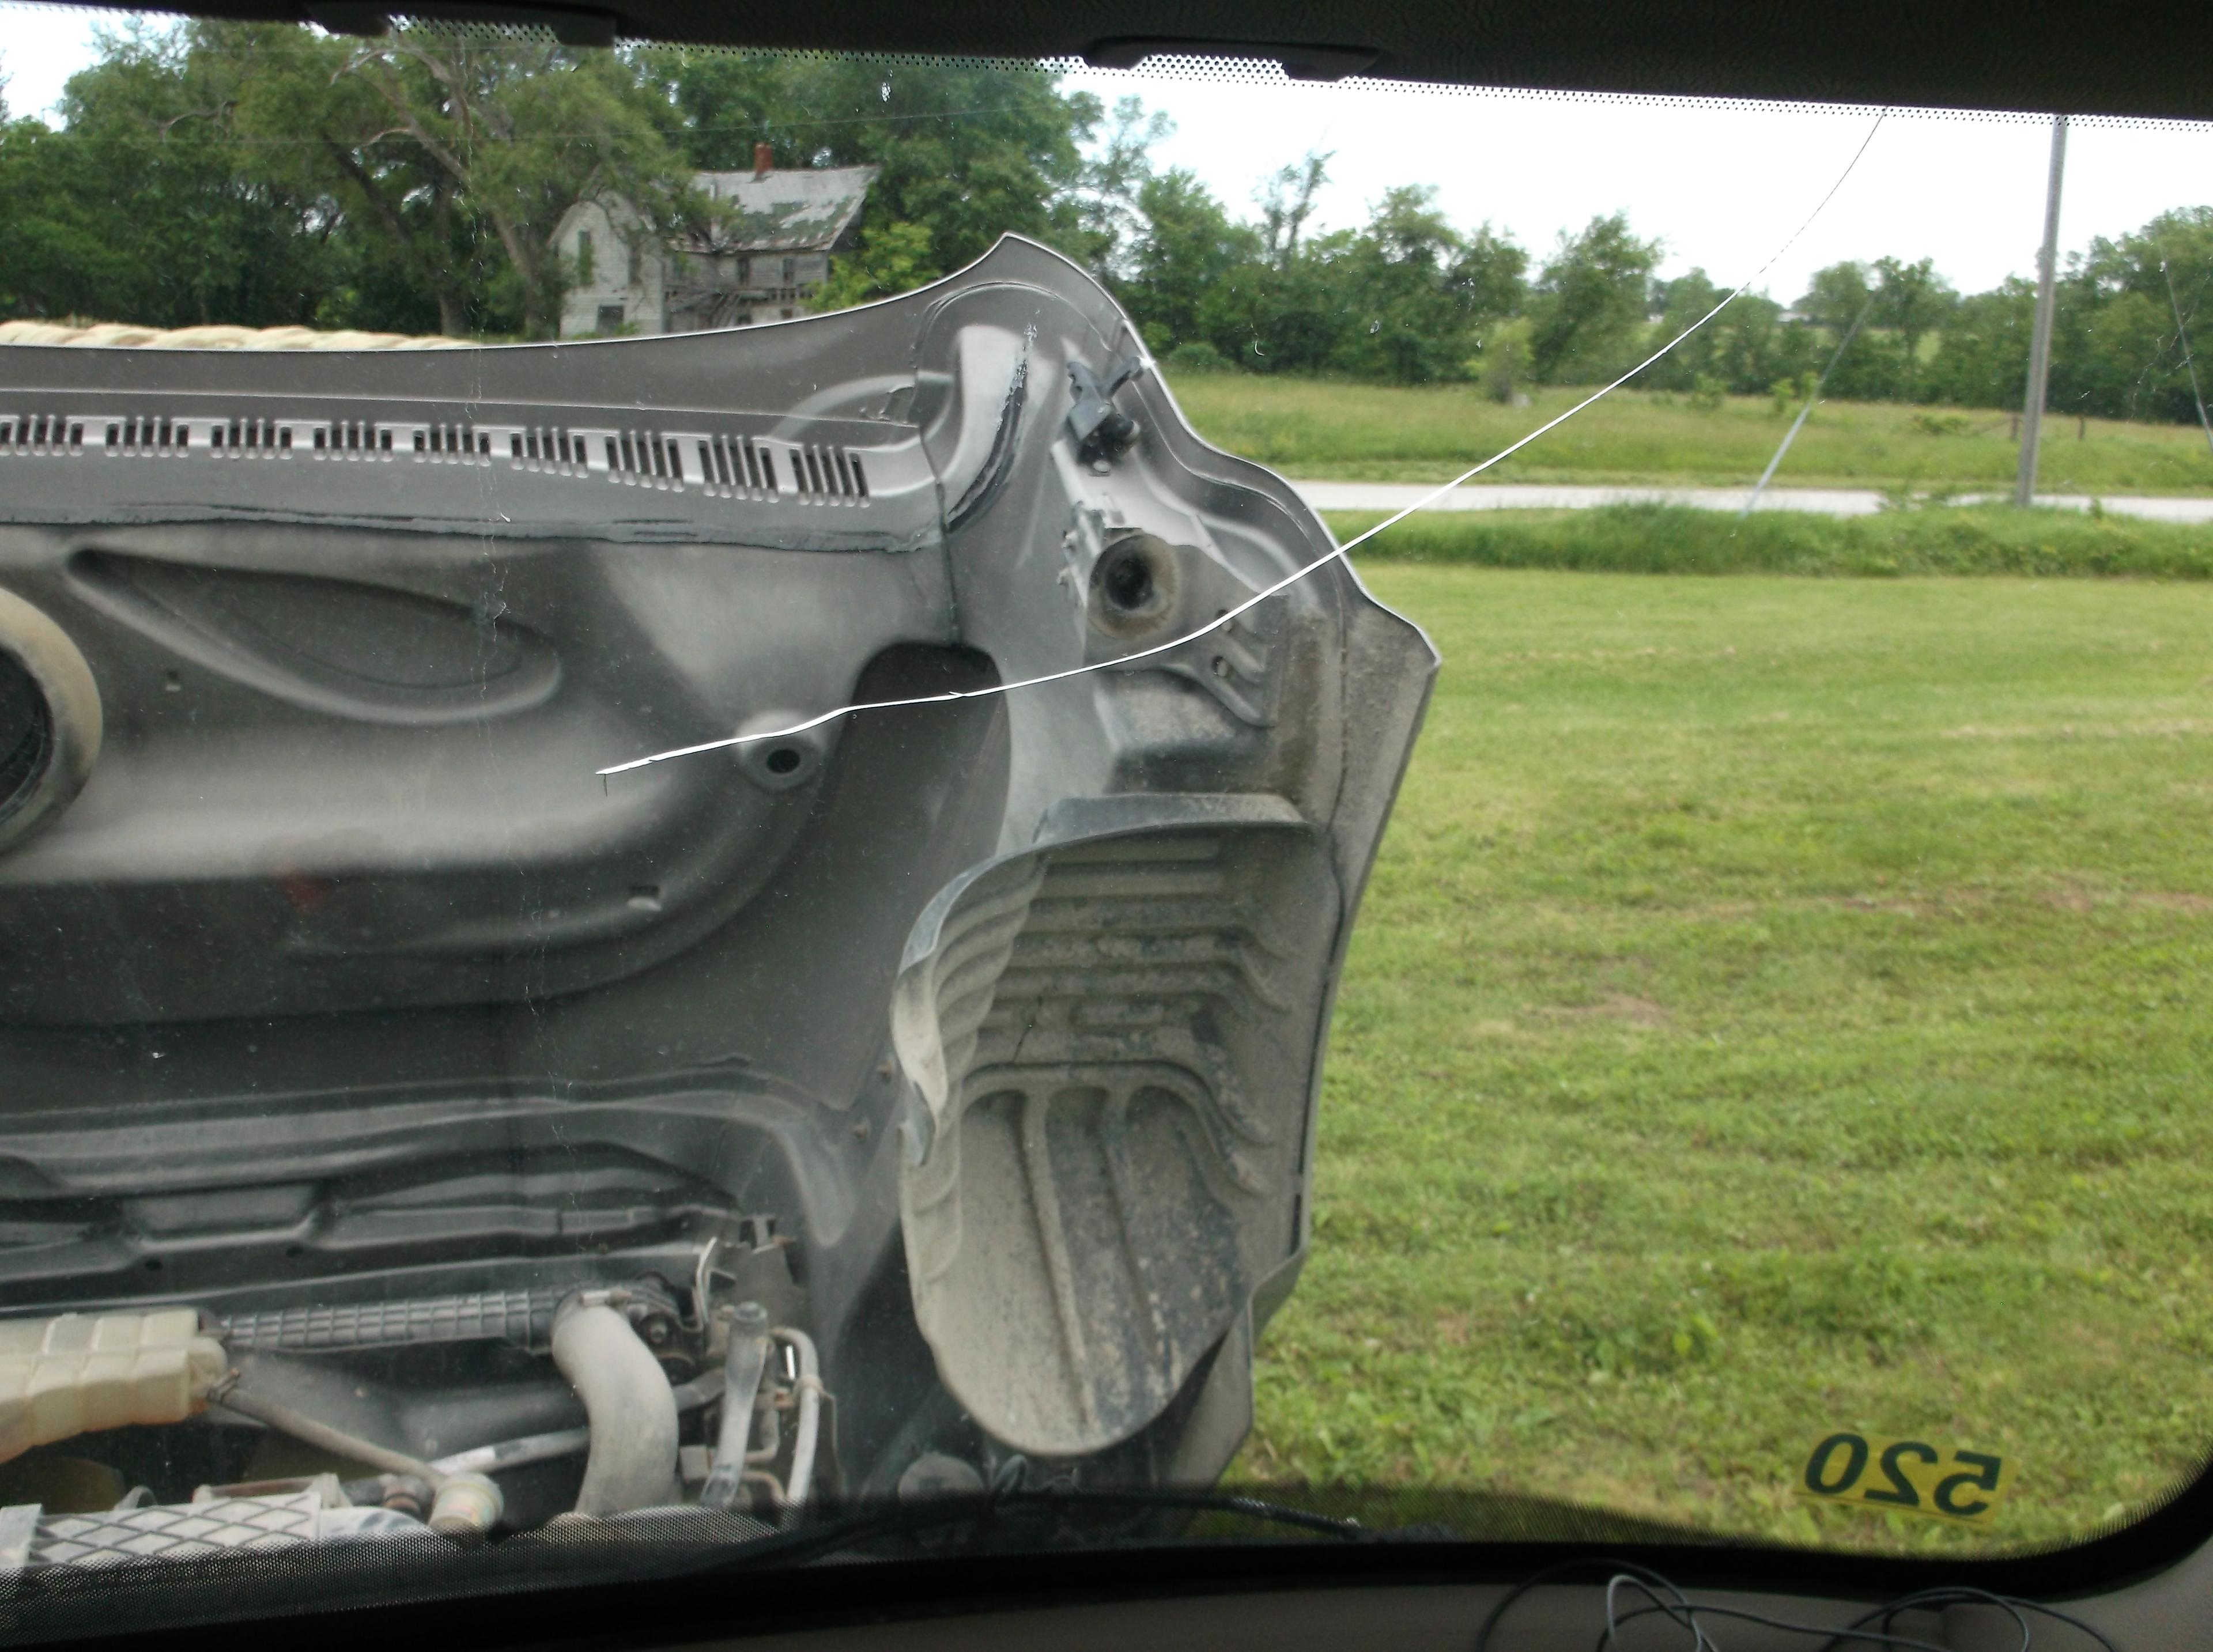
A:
[0,236,1435,1468]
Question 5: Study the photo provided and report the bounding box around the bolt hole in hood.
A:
[0,240,1433,1551]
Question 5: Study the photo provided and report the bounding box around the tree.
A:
[1075,95,1173,280]
[1791,258,1954,403]
[814,220,935,310]
[1921,279,2032,410]
[1197,242,1352,375]
[1702,294,1817,395]
[1798,261,1873,332]
[2074,207,2213,425]
[224,27,694,337]
[1638,268,1724,390]
[1454,225,1530,323]
[1256,150,1331,265]
[1329,187,1525,383]
[2078,206,2213,317]
[1188,148,1349,373]
[1119,168,1261,353]
[1640,270,1815,395]
[1868,257,1956,352]
[1918,210,2213,426]
[1867,255,1956,397]
[0,21,339,328]
[209,22,465,333]
[1796,260,1906,399]
[1528,212,1660,383]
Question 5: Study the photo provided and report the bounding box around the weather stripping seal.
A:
[945,346,1029,532]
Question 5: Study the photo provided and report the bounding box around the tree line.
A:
[2,22,2208,427]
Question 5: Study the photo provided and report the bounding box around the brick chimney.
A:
[753,142,772,179]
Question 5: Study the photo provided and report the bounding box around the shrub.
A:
[1162,339,1233,375]
[1324,502,2213,580]
[1769,372,1817,416]
[1480,317,1533,405]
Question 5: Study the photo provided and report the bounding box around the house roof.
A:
[682,165,879,254]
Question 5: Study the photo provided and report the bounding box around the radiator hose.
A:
[550,1295,679,1517]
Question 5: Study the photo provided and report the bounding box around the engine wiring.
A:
[1470,1557,2124,1651]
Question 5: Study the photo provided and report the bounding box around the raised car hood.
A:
[0,237,1434,1473]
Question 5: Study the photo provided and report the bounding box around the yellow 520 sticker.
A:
[1797,1432,2011,1524]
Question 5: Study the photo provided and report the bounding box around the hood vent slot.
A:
[110,417,191,455]
[312,420,387,456]
[792,441,866,500]
[409,423,489,461]
[600,428,686,487]
[0,415,86,455]
[702,432,779,496]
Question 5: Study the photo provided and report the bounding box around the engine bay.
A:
[1,1224,821,1560]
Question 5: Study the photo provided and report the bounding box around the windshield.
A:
[1,9,2211,1630]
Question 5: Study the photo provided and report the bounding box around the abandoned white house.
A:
[555,146,878,338]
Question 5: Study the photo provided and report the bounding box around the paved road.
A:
[1290,480,2213,524]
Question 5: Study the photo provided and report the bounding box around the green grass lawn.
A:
[1238,564,2213,1555]
[1168,375,2213,495]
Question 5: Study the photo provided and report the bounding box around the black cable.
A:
[1482,1558,2123,1652]
[1473,1558,1704,1651]
[2003,1602,2118,1652]
[1606,1598,1955,1651]
[1600,1575,1713,1650]
[2015,1604,2116,1652]
[1826,1586,2120,1652]
[1824,1586,2030,1652]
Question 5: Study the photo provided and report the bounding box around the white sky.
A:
[4,5,2209,305]
[1072,70,2213,304]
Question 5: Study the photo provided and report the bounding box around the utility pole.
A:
[2015,114,2068,507]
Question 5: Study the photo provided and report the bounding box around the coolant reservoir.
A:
[0,1310,229,1461]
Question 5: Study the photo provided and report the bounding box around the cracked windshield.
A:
[0,5,2211,1608]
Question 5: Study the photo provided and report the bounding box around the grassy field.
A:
[1236,564,2213,1554]
[1321,503,2213,581]
[1168,375,2213,494]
